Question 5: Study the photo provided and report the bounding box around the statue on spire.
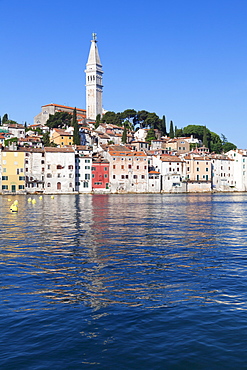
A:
[92,32,97,41]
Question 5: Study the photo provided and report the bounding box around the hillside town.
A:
[0,34,246,195]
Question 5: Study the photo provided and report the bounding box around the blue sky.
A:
[1,0,246,148]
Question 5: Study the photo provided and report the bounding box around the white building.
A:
[85,33,103,120]
[226,149,247,191]
[211,155,234,191]
[74,146,92,193]
[44,147,75,193]
[152,155,186,192]
[24,148,45,193]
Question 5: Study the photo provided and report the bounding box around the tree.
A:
[145,112,161,130]
[72,108,80,145]
[169,121,174,138]
[46,112,72,129]
[222,142,237,153]
[161,115,167,136]
[145,128,156,144]
[0,117,1,125]
[136,110,149,128]
[101,111,122,126]
[122,126,127,143]
[42,132,51,147]
[2,114,8,124]
[203,126,209,148]
[95,114,101,129]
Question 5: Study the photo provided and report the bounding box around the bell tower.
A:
[85,33,103,120]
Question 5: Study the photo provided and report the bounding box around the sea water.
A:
[1,193,247,369]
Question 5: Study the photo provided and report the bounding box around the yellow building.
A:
[50,128,73,147]
[1,149,25,193]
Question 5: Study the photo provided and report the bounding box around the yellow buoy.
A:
[51,195,54,199]
[39,196,43,200]
[32,199,36,204]
[8,199,12,202]
[11,205,18,212]
[28,197,32,202]
[13,200,18,205]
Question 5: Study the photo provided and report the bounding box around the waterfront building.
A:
[24,148,45,193]
[152,155,186,193]
[185,155,212,192]
[85,33,103,120]
[148,170,161,192]
[74,146,92,193]
[44,147,75,193]
[105,146,148,193]
[226,149,247,191]
[211,154,234,191]
[1,148,25,194]
[92,156,110,192]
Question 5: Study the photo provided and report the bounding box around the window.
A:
[104,174,108,178]
[121,175,125,179]
[85,159,90,163]
[57,165,63,169]
[113,165,116,169]
[113,175,116,179]
[47,183,51,187]
[47,173,52,178]
[137,165,139,170]
[128,164,132,169]
[69,174,72,178]
[68,165,73,170]
[133,175,137,179]
[92,174,95,178]
[42,168,45,172]
[104,167,107,171]
[85,166,90,169]
[2,185,8,190]
[41,160,45,164]
[197,168,199,171]
[85,174,90,180]
[19,185,25,189]
[197,175,199,180]
[19,176,25,181]
[141,175,145,179]
[206,168,208,172]
[47,164,51,169]
[121,165,124,169]
[83,182,89,188]
[2,176,8,180]
[92,167,96,171]
[69,183,73,187]
[57,173,61,178]
[57,182,61,190]
[144,166,147,169]
[3,168,6,173]
[126,175,128,179]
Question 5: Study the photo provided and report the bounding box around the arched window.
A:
[57,182,61,190]
[57,165,63,169]
[47,183,51,187]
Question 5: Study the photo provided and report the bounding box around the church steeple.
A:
[85,33,103,120]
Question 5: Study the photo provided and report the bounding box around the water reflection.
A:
[1,194,247,313]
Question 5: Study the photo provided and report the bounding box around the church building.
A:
[34,34,104,125]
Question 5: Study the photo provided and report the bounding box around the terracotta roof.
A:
[42,103,86,113]
[44,147,74,153]
[160,155,182,162]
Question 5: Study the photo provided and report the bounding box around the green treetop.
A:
[72,108,80,145]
